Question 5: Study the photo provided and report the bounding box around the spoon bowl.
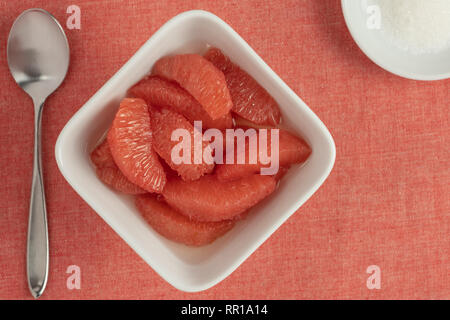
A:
[7,8,70,299]
[7,8,69,102]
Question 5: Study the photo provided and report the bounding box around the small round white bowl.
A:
[342,0,450,81]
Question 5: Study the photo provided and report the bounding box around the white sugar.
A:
[372,0,450,54]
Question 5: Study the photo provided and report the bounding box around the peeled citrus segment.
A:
[90,140,147,194]
[129,76,232,130]
[233,114,276,130]
[216,129,311,182]
[274,167,289,181]
[150,107,214,181]
[204,48,281,126]
[162,174,276,222]
[91,139,116,168]
[136,194,235,246]
[107,98,166,193]
[96,167,147,195]
[276,130,311,165]
[152,54,233,120]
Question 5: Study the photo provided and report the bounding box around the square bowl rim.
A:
[55,9,336,292]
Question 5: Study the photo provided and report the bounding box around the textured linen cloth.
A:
[0,0,448,299]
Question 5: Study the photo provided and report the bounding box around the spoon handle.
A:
[27,100,49,299]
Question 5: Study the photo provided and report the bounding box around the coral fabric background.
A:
[0,0,449,300]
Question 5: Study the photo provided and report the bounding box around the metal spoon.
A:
[7,8,70,299]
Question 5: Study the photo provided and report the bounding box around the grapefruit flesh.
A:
[216,129,311,181]
[129,76,232,130]
[150,106,214,181]
[152,54,233,120]
[204,48,281,126]
[136,194,235,246]
[107,98,166,193]
[233,114,276,130]
[90,140,147,194]
[162,174,276,222]
[92,51,313,245]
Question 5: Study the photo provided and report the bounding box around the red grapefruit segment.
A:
[150,106,214,181]
[152,54,233,120]
[216,129,311,181]
[204,48,281,126]
[136,194,235,246]
[107,98,166,193]
[90,140,147,194]
[129,76,232,130]
[162,174,276,222]
[91,139,115,168]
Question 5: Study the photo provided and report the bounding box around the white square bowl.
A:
[55,10,336,292]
